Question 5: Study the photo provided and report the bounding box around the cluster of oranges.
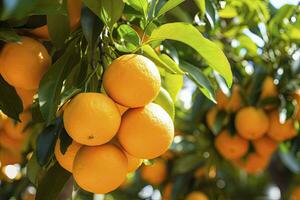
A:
[207,77,299,174]
[55,54,174,194]
[0,35,52,170]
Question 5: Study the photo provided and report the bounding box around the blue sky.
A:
[270,0,299,8]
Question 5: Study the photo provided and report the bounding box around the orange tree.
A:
[0,0,233,199]
[107,0,300,200]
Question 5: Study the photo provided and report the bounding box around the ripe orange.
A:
[260,77,278,100]
[124,151,143,173]
[54,138,81,172]
[15,88,36,110]
[294,90,300,121]
[141,159,167,185]
[0,149,22,166]
[115,103,129,115]
[0,36,51,90]
[185,191,209,200]
[73,144,127,194]
[252,136,277,157]
[206,107,218,131]
[162,183,173,200]
[30,0,81,39]
[118,103,174,159]
[132,25,149,43]
[0,131,24,152]
[267,111,297,141]
[63,93,121,146]
[0,112,7,129]
[215,130,249,160]
[226,85,242,112]
[235,107,269,140]
[3,112,32,140]
[290,186,300,200]
[103,54,161,108]
[216,89,229,110]
[235,153,269,174]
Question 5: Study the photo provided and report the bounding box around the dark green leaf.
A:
[36,118,62,166]
[0,75,23,120]
[83,0,124,29]
[47,1,70,49]
[39,39,80,125]
[180,60,216,102]
[36,162,72,200]
[27,153,43,186]
[59,127,72,155]
[0,25,21,42]
[73,189,94,200]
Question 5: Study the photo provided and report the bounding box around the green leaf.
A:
[0,0,35,20]
[149,22,232,86]
[173,154,202,174]
[36,162,72,200]
[194,0,206,17]
[164,73,183,101]
[27,153,43,186]
[154,88,175,120]
[81,6,104,49]
[0,26,21,42]
[159,53,184,74]
[31,0,66,15]
[218,6,237,18]
[36,118,62,166]
[83,0,124,29]
[47,1,70,49]
[125,0,149,19]
[59,128,72,154]
[156,0,185,18]
[39,39,80,125]
[141,45,183,74]
[0,75,23,120]
[279,145,300,173]
[180,60,216,102]
[114,24,140,52]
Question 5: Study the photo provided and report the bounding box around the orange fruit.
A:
[132,25,149,43]
[206,107,218,131]
[252,136,277,157]
[0,131,24,152]
[115,103,129,115]
[235,153,269,174]
[124,151,143,173]
[260,77,278,100]
[54,138,82,172]
[235,107,269,140]
[194,167,206,178]
[15,88,36,110]
[226,85,242,112]
[0,149,22,166]
[103,54,161,108]
[0,36,51,90]
[185,191,209,200]
[73,144,127,194]
[3,112,32,140]
[215,130,249,160]
[290,186,300,200]
[162,183,173,200]
[30,0,81,39]
[63,93,121,146]
[118,103,174,159]
[141,159,167,185]
[294,90,300,121]
[267,111,297,141]
[0,112,7,129]
[216,89,229,110]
